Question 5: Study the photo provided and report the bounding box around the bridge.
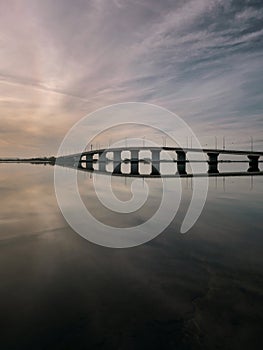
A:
[56,146,263,177]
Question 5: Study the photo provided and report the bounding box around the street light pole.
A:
[215,136,217,150]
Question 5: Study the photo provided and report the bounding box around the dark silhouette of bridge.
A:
[56,146,262,177]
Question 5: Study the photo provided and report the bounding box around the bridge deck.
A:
[78,147,263,156]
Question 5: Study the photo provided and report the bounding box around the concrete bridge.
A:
[56,146,263,176]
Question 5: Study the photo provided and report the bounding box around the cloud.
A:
[0,0,262,155]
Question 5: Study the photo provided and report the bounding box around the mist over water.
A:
[0,163,263,349]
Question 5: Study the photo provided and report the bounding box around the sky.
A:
[0,0,263,157]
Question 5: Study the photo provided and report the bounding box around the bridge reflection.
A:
[55,160,262,178]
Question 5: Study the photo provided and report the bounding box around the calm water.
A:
[0,163,263,349]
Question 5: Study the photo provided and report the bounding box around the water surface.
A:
[0,163,262,349]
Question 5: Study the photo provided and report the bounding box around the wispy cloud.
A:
[0,0,262,155]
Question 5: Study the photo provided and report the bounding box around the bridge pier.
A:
[207,152,219,173]
[247,155,260,172]
[84,153,94,171]
[113,150,122,174]
[176,151,187,174]
[98,151,107,172]
[151,150,161,175]
[130,150,139,175]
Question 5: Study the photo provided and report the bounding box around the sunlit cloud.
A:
[0,0,262,156]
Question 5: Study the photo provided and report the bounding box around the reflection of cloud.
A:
[0,164,63,240]
[0,0,263,156]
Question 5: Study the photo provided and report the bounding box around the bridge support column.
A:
[98,151,107,172]
[151,150,161,175]
[247,155,260,172]
[85,153,94,171]
[130,150,139,175]
[113,150,122,174]
[207,152,219,173]
[176,151,187,175]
